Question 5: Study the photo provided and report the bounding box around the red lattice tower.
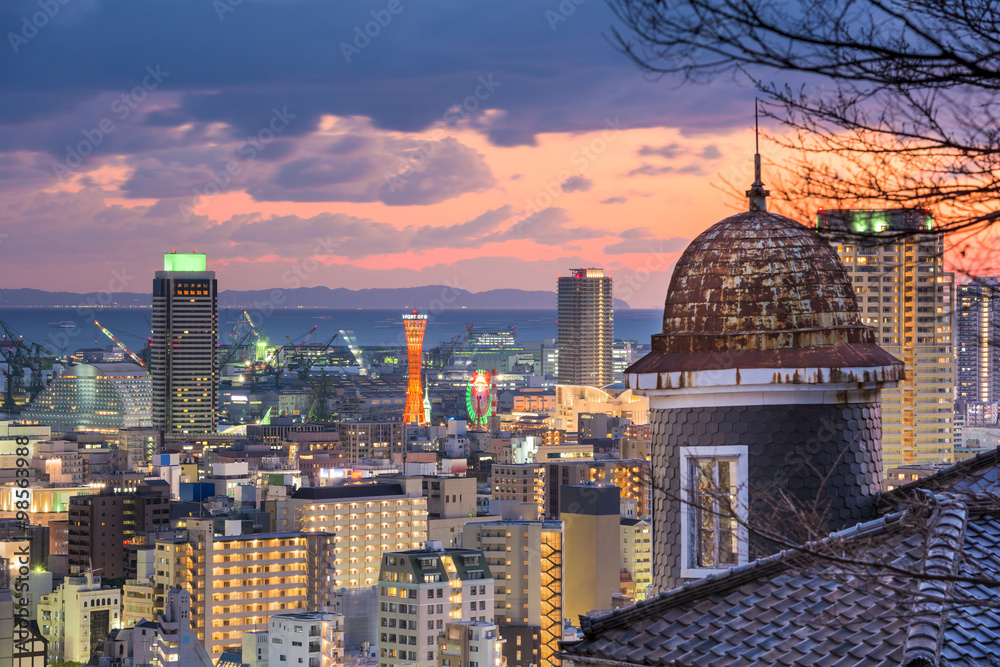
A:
[402,310,428,425]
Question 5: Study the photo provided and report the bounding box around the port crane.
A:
[218,330,253,372]
[94,320,147,369]
[0,318,52,408]
[285,325,318,350]
[442,322,475,367]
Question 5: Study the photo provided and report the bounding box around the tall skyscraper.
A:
[817,209,955,466]
[956,278,1000,411]
[151,252,218,435]
[403,310,428,425]
[557,268,613,387]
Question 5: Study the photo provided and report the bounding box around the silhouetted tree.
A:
[609,0,1000,272]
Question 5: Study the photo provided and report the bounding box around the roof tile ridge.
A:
[579,511,909,637]
[900,498,968,667]
[880,448,1000,508]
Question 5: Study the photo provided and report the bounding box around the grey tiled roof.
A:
[562,495,1000,666]
[881,448,1000,501]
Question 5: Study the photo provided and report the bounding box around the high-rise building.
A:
[462,520,563,667]
[817,209,955,465]
[67,479,171,579]
[21,362,151,434]
[557,269,613,387]
[403,311,428,425]
[336,421,405,463]
[491,464,546,520]
[560,485,620,624]
[119,426,162,469]
[956,278,1000,410]
[376,542,494,667]
[153,520,337,660]
[272,481,429,590]
[151,252,218,435]
[544,460,650,520]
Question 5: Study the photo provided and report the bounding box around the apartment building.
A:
[545,460,650,519]
[377,542,494,667]
[492,465,546,520]
[619,518,651,602]
[437,620,505,667]
[153,519,336,660]
[462,520,563,667]
[817,209,955,465]
[268,611,345,667]
[272,481,428,590]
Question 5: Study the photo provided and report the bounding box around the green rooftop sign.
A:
[164,252,207,271]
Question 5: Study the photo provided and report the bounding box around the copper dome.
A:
[628,209,903,373]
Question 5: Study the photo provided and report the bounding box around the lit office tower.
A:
[151,252,218,435]
[956,278,1000,413]
[817,209,955,466]
[403,310,428,425]
[557,269,613,387]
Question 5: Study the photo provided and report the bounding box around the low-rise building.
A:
[438,620,505,667]
[268,611,345,667]
[37,570,122,663]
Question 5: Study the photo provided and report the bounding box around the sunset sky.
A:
[2,0,806,308]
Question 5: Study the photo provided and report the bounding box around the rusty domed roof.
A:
[664,210,861,343]
[628,209,903,374]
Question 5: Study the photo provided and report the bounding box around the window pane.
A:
[695,459,716,567]
[718,461,738,565]
[687,456,741,569]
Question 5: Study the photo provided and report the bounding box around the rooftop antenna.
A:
[746,98,770,212]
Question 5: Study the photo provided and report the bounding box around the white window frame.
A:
[679,445,749,579]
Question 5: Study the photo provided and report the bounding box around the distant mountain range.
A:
[0,286,631,310]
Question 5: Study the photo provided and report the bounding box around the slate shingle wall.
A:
[652,401,885,592]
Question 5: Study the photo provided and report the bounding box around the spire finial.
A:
[746,98,770,212]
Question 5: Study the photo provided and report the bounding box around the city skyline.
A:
[4,1,988,310]
[2,1,1000,665]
